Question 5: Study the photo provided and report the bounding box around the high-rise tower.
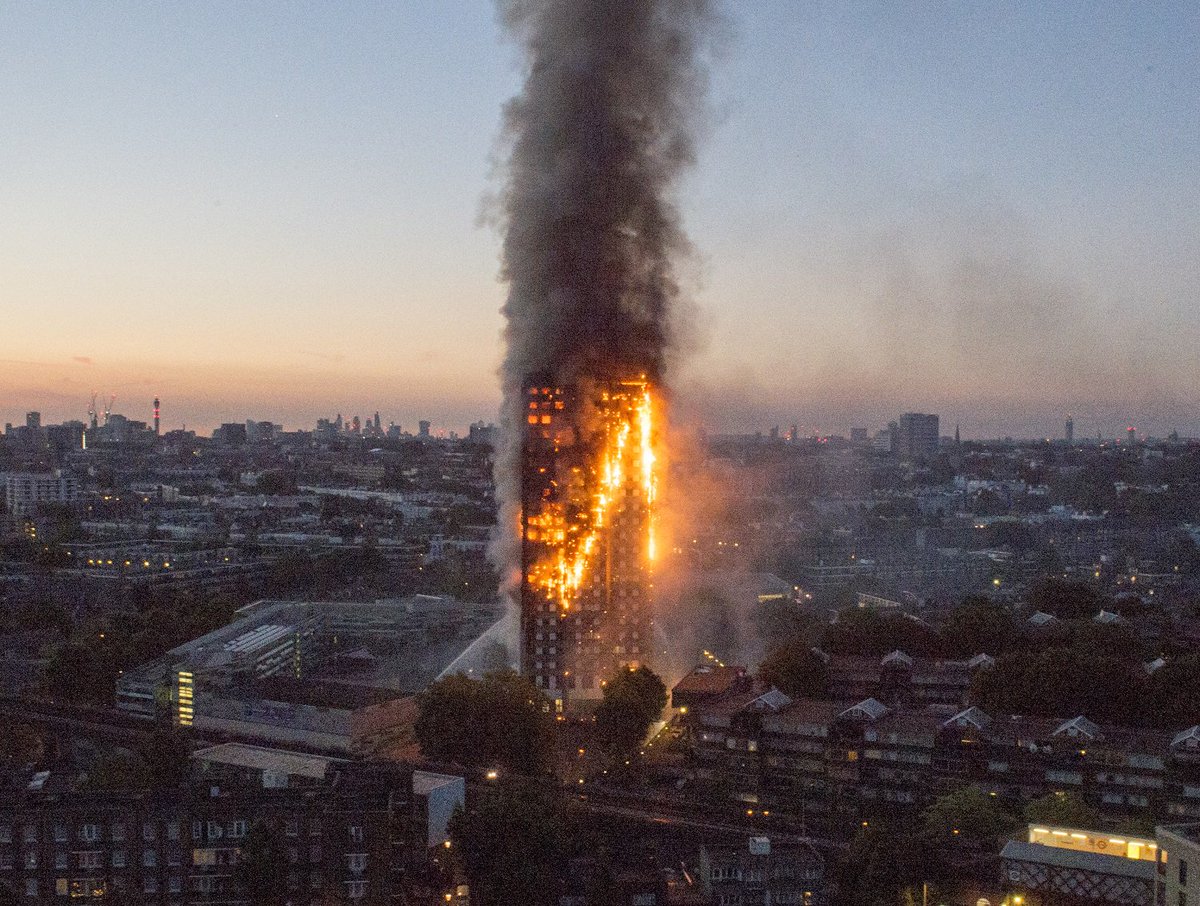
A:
[153,397,160,436]
[520,376,657,709]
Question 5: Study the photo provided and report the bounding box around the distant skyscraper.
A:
[418,420,431,438]
[153,397,160,436]
[1065,414,1074,444]
[25,411,41,430]
[1127,426,1137,444]
[895,413,939,458]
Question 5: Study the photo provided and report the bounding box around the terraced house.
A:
[687,682,1200,822]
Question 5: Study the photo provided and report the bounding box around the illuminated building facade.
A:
[520,376,657,706]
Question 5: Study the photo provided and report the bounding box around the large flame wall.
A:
[520,377,658,703]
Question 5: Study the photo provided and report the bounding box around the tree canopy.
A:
[921,785,1017,847]
[757,640,828,697]
[415,671,554,774]
[594,665,667,754]
[1024,791,1102,829]
[449,788,567,906]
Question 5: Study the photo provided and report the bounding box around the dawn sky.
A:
[2,1,1197,438]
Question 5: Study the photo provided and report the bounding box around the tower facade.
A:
[896,412,940,458]
[520,376,656,708]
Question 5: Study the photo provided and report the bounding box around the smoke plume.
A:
[490,0,717,630]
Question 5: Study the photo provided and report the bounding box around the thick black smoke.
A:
[490,0,717,631]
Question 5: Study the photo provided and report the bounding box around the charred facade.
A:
[520,376,656,707]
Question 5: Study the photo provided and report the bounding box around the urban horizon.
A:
[4,391,1196,444]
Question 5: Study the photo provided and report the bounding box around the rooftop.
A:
[191,742,342,780]
[1001,840,1155,880]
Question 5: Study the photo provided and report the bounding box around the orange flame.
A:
[527,379,658,611]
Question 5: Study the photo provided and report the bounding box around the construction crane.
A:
[103,394,116,425]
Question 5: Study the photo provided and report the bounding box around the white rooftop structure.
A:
[192,742,342,781]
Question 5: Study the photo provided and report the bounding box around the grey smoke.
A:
[489,0,718,632]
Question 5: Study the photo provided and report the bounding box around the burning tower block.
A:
[520,375,658,709]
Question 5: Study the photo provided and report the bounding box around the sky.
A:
[2,1,1197,439]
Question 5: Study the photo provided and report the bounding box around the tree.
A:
[824,608,941,657]
[1029,577,1103,619]
[940,599,1017,657]
[1150,654,1200,730]
[972,645,1148,726]
[449,788,567,906]
[1024,791,1102,829]
[838,819,932,906]
[757,641,828,697]
[42,642,114,705]
[233,822,288,906]
[921,785,1017,848]
[593,665,667,754]
[415,671,554,774]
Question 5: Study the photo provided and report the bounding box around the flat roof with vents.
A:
[223,623,294,655]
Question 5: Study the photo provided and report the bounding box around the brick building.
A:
[0,758,417,904]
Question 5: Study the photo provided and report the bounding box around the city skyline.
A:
[4,2,1198,437]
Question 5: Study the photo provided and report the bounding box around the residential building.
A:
[699,836,824,906]
[3,472,79,517]
[0,759,416,904]
[1156,823,1200,906]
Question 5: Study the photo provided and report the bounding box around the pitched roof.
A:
[838,698,890,721]
[1172,726,1200,748]
[1094,609,1128,625]
[749,688,792,712]
[943,706,992,731]
[672,665,748,697]
[1052,716,1102,740]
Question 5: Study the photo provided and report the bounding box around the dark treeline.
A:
[758,577,1198,730]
